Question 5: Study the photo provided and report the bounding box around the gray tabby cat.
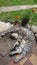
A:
[9,27,36,62]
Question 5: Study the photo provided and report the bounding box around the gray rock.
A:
[35,33,37,38]
[35,33,37,41]
[0,21,14,37]
[0,21,13,32]
[0,36,16,56]
[31,25,37,33]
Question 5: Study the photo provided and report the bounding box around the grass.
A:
[0,0,37,7]
[0,9,37,25]
[29,12,37,26]
[0,9,31,20]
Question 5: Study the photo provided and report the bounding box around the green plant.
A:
[34,0,37,3]
[21,10,31,26]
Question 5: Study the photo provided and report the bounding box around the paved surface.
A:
[0,43,37,65]
[7,44,37,65]
[0,36,16,56]
[0,5,37,12]
[0,24,22,56]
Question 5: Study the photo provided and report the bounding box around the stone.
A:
[0,35,16,56]
[0,21,13,36]
[35,33,37,41]
[0,21,13,32]
[31,25,37,33]
[35,33,37,38]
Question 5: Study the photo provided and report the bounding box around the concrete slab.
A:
[0,34,16,56]
[0,21,13,32]
[0,22,21,56]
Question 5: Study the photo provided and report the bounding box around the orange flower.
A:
[32,8,36,12]
[16,16,20,19]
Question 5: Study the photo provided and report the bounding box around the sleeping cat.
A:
[9,27,36,62]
